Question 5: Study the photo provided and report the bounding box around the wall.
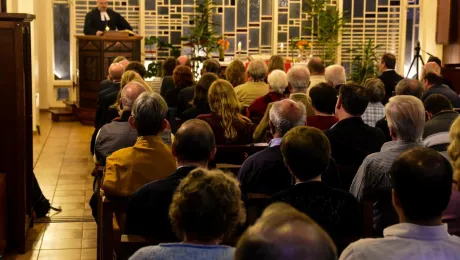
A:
[419,0,443,62]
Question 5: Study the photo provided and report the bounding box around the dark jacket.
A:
[177,86,195,116]
[424,110,459,139]
[160,76,175,98]
[270,181,361,252]
[125,166,197,241]
[84,8,132,35]
[422,84,460,108]
[238,145,293,196]
[378,70,404,104]
[324,117,386,190]
[100,79,114,92]
[180,106,211,121]
[165,87,182,108]
[375,117,392,142]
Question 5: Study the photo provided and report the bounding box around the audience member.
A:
[113,56,128,64]
[308,82,339,130]
[125,61,147,78]
[117,57,130,68]
[253,65,315,142]
[178,59,221,115]
[225,59,246,87]
[197,79,254,145]
[94,81,146,166]
[234,59,269,107]
[247,70,287,120]
[100,56,126,91]
[180,73,218,121]
[324,64,346,90]
[421,61,441,79]
[102,92,176,197]
[109,71,152,116]
[176,55,192,67]
[125,119,216,241]
[375,78,424,141]
[422,72,460,108]
[427,56,455,91]
[378,53,404,104]
[238,99,306,196]
[306,56,326,96]
[165,65,194,108]
[90,62,124,154]
[423,94,458,140]
[270,126,361,251]
[325,83,386,190]
[362,78,386,127]
[235,203,337,260]
[446,117,460,235]
[129,168,246,260]
[160,57,178,97]
[350,95,425,233]
[341,147,460,260]
[268,55,285,72]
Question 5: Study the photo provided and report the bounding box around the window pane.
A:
[53,3,71,80]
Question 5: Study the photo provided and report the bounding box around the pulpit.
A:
[0,13,35,254]
[75,35,143,125]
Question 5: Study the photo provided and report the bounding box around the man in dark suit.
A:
[84,0,132,36]
[90,63,124,154]
[325,83,386,190]
[124,119,216,241]
[378,53,404,104]
[422,72,460,108]
[177,59,221,116]
[238,99,306,196]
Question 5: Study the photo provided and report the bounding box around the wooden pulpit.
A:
[75,35,142,125]
[0,13,35,254]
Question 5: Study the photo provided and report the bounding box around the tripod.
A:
[406,41,425,79]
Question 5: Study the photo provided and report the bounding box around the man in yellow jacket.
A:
[102,92,176,197]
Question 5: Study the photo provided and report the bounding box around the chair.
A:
[361,188,398,238]
[211,143,268,166]
[245,193,271,225]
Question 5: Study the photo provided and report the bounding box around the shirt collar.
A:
[100,11,110,21]
[384,223,450,240]
[381,140,424,152]
[290,93,307,97]
[268,138,282,147]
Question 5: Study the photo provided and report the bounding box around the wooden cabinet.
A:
[0,13,35,253]
[75,35,142,125]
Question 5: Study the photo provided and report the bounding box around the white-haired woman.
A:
[247,69,287,122]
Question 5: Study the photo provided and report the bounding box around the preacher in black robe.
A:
[83,8,132,35]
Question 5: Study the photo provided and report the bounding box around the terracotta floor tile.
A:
[53,190,86,197]
[41,238,82,250]
[52,196,86,203]
[49,209,84,217]
[43,229,83,240]
[38,249,82,260]
[4,250,39,260]
[83,222,96,230]
[45,222,83,231]
[80,248,96,260]
[81,239,97,249]
[25,239,42,251]
[56,184,87,191]
[50,202,85,210]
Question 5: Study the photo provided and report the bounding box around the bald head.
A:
[235,203,337,260]
[177,55,191,68]
[120,81,147,111]
[395,78,424,99]
[173,119,216,163]
[118,59,130,68]
[269,99,307,137]
[421,62,441,79]
[308,57,325,74]
[109,63,125,82]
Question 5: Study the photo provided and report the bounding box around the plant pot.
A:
[219,49,225,62]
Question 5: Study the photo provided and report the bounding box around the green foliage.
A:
[145,60,163,78]
[144,36,181,58]
[304,0,346,65]
[350,39,383,85]
[181,0,220,58]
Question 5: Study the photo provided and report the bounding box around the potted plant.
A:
[144,36,159,59]
[350,39,383,85]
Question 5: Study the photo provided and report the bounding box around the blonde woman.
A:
[225,60,246,88]
[445,116,460,235]
[197,79,254,145]
[111,71,152,114]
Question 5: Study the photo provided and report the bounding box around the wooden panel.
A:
[436,0,451,44]
[0,174,6,254]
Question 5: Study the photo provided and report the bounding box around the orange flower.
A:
[296,40,312,50]
[218,39,230,51]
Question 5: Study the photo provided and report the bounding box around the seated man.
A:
[102,92,176,197]
[324,64,346,90]
[307,82,338,131]
[341,148,460,260]
[270,126,361,251]
[125,119,216,241]
[423,94,458,155]
[235,203,337,260]
[325,83,386,190]
[422,72,460,108]
[234,59,270,108]
[94,81,145,166]
[350,95,425,233]
[238,99,306,196]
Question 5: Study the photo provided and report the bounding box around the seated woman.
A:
[129,168,246,260]
[160,57,178,97]
[268,55,285,72]
[180,72,218,121]
[247,69,287,121]
[362,78,385,127]
[165,65,194,108]
[225,60,246,88]
[197,79,255,145]
[307,82,339,130]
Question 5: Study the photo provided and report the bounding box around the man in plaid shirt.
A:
[362,78,386,127]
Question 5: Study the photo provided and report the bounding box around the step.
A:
[48,108,77,122]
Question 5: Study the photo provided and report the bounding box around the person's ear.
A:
[389,126,397,141]
[426,111,433,121]
[269,121,275,135]
[336,96,342,110]
[209,147,217,161]
[160,119,168,132]
[171,141,177,158]
[128,116,135,129]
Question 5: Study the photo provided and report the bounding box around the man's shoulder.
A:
[340,238,384,260]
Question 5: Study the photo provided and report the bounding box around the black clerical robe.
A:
[83,8,132,35]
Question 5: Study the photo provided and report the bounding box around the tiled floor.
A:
[6,112,98,260]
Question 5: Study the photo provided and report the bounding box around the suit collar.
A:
[174,166,197,179]
[333,116,365,128]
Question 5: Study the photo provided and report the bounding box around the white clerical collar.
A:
[100,11,110,21]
